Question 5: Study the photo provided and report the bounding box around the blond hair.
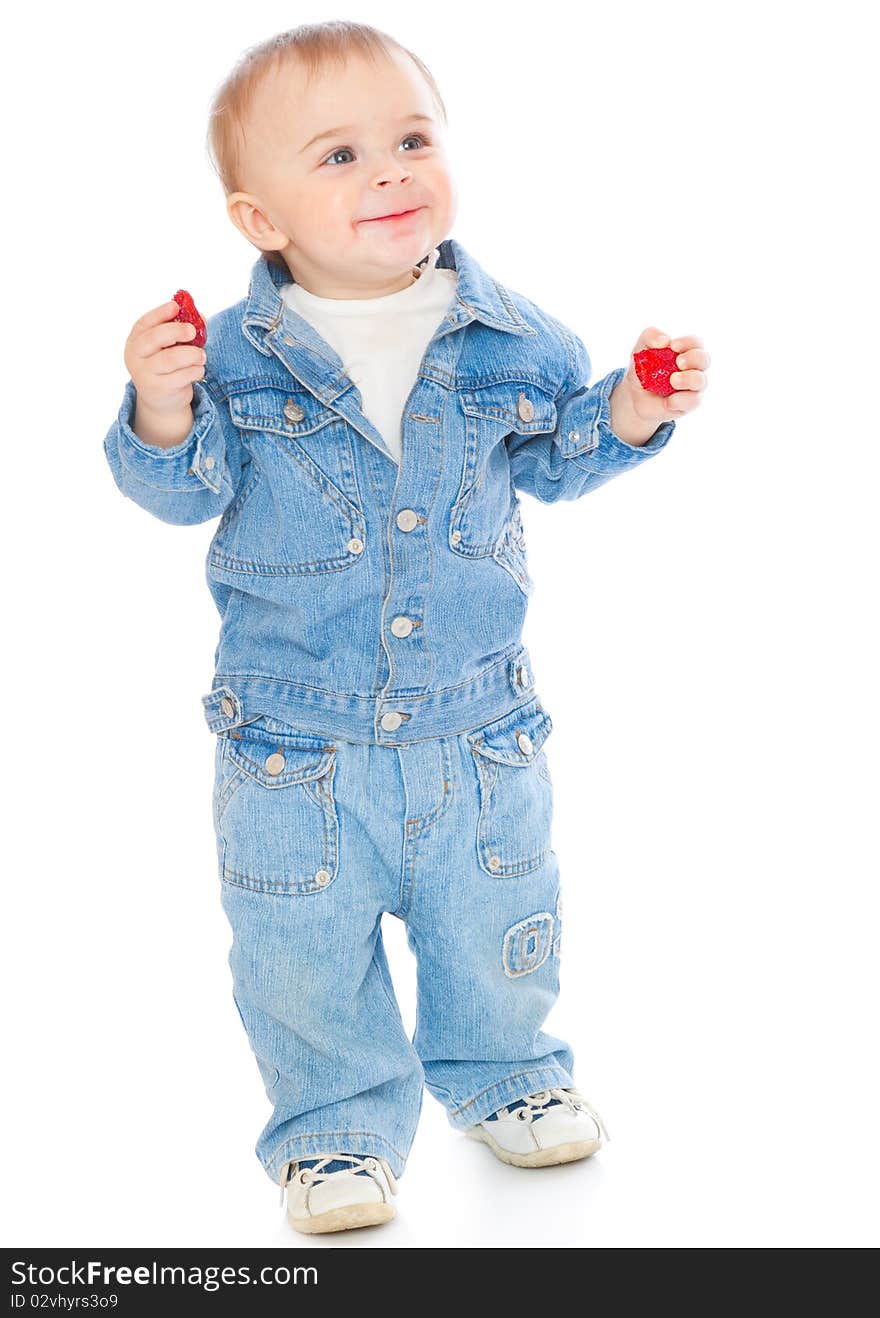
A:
[206,20,448,266]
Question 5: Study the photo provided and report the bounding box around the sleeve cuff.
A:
[563,367,675,469]
[115,378,225,493]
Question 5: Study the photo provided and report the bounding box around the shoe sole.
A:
[465,1124,602,1167]
[288,1201,396,1234]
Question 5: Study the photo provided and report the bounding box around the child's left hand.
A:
[624,327,711,421]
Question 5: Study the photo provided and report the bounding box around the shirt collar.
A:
[241,236,535,352]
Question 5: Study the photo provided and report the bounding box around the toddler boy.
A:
[104,20,708,1236]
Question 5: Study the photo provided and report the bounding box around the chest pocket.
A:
[208,386,366,576]
[450,382,556,593]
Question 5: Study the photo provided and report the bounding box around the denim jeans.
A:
[212,694,575,1185]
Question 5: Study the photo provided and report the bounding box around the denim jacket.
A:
[104,237,675,747]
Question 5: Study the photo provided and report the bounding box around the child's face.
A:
[227,47,457,296]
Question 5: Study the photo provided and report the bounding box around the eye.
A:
[322,147,355,167]
[320,133,431,167]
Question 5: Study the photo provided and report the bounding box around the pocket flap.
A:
[225,723,336,788]
[459,382,558,434]
[467,700,553,766]
[228,386,338,438]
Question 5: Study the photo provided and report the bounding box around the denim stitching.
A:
[404,739,455,833]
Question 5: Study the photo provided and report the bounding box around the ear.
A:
[225,191,289,255]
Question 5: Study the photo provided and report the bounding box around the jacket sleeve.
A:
[507,329,675,504]
[103,377,247,525]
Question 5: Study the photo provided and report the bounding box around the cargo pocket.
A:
[466,699,554,877]
[214,719,339,895]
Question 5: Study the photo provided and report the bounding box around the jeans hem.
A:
[264,1131,410,1185]
[446,1065,576,1131]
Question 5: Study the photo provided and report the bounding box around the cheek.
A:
[418,154,452,193]
[301,184,358,228]
[429,172,457,224]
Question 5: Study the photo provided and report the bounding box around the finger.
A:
[151,345,208,376]
[673,348,710,371]
[130,299,187,335]
[130,321,201,360]
[162,363,207,388]
[669,335,704,353]
[668,369,706,391]
[664,390,701,416]
[638,327,670,351]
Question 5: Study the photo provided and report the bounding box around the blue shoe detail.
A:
[485,1096,565,1121]
[296,1155,370,1176]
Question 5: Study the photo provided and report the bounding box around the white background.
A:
[4,0,877,1248]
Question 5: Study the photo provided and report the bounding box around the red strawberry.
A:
[171,289,207,349]
[633,346,677,397]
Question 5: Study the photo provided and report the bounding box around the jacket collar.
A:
[241,236,536,355]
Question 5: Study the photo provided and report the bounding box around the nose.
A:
[370,155,414,188]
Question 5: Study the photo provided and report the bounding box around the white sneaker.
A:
[279,1153,399,1234]
[465,1087,610,1167]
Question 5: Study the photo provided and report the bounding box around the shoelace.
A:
[498,1087,612,1142]
[278,1153,398,1207]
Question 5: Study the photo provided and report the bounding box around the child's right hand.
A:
[124,299,208,416]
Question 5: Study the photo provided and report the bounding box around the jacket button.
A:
[569,430,581,443]
[265,752,286,775]
[283,399,305,423]
[348,538,364,554]
[380,712,403,731]
[396,509,418,532]
[314,869,332,887]
[516,732,533,755]
[517,393,535,423]
[516,664,531,687]
[220,697,235,717]
[450,529,462,545]
[390,616,414,637]
[489,855,502,871]
[203,455,215,470]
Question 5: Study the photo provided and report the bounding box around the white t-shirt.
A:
[279,247,458,465]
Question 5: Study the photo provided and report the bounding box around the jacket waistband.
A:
[201,645,536,745]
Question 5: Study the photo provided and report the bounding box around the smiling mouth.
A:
[364,207,423,222]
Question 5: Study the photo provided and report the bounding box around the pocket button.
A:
[265,752,286,775]
[220,697,235,718]
[315,869,332,887]
[516,732,533,755]
[517,393,535,422]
